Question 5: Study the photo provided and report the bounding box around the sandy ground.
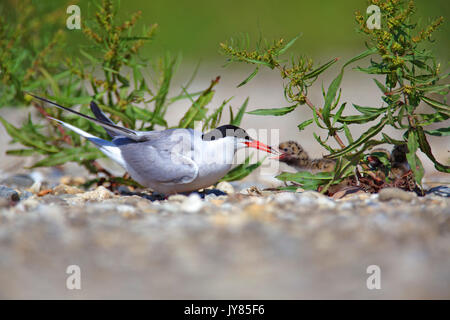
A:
[0,60,449,300]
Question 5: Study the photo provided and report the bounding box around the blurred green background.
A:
[4,0,450,62]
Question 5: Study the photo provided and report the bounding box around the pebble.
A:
[27,181,42,194]
[0,185,20,202]
[167,194,188,202]
[79,186,114,201]
[274,192,298,204]
[52,184,84,195]
[378,188,417,202]
[1,174,34,189]
[216,181,235,194]
[59,175,86,186]
[117,204,136,215]
[180,193,203,213]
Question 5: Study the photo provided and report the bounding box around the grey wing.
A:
[118,139,198,184]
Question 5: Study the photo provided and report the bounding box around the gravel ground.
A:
[0,172,449,299]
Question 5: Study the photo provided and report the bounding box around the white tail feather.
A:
[49,117,126,168]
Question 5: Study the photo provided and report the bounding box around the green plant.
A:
[0,0,67,106]
[0,0,259,187]
[221,0,449,193]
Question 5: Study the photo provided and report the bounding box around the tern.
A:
[28,94,276,194]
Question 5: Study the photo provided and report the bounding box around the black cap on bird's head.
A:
[202,124,275,154]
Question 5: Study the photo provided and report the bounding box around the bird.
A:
[27,93,276,195]
[277,140,410,180]
[276,141,336,173]
[366,145,410,179]
[390,144,410,179]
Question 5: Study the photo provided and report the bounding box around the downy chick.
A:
[390,144,410,179]
[277,141,336,173]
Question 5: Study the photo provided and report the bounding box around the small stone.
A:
[244,203,273,221]
[0,185,20,202]
[1,174,34,189]
[216,181,235,194]
[117,185,132,195]
[316,196,336,209]
[79,186,114,201]
[167,194,188,202]
[52,184,84,195]
[274,192,298,204]
[20,197,40,210]
[27,181,42,194]
[379,188,417,202]
[60,175,86,186]
[427,186,450,198]
[180,193,203,213]
[117,204,137,218]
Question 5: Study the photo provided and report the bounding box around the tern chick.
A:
[276,141,336,173]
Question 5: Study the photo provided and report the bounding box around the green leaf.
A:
[275,35,299,56]
[80,49,100,65]
[343,47,377,68]
[332,102,346,126]
[0,116,59,153]
[328,116,389,158]
[417,84,450,94]
[237,67,259,87]
[421,96,450,116]
[6,149,39,156]
[417,112,449,125]
[352,104,387,115]
[424,127,450,136]
[153,54,178,122]
[230,97,249,126]
[130,106,167,127]
[406,130,423,185]
[297,119,313,131]
[240,57,273,68]
[313,133,335,153]
[220,154,264,182]
[31,147,102,168]
[335,113,381,124]
[373,78,388,94]
[247,104,297,116]
[381,133,405,145]
[276,170,334,190]
[416,127,450,173]
[277,171,334,182]
[343,123,353,144]
[178,78,218,129]
[323,71,343,127]
[304,58,339,80]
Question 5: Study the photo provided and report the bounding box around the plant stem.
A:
[303,96,346,149]
[274,63,346,149]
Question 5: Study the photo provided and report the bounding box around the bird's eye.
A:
[284,148,288,152]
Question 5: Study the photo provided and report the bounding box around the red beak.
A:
[271,153,288,160]
[244,140,277,154]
